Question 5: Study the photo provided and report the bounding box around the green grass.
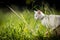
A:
[0,5,60,40]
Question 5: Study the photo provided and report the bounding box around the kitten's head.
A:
[34,10,45,20]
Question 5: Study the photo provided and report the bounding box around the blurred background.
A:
[0,0,60,10]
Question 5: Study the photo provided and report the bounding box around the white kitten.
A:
[34,10,60,31]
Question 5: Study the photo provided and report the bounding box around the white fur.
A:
[34,10,60,31]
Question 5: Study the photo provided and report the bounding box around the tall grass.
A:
[0,5,60,40]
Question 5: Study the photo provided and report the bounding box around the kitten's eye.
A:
[36,15,37,17]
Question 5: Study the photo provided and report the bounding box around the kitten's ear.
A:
[34,10,37,13]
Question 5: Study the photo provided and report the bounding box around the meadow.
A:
[0,5,60,40]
